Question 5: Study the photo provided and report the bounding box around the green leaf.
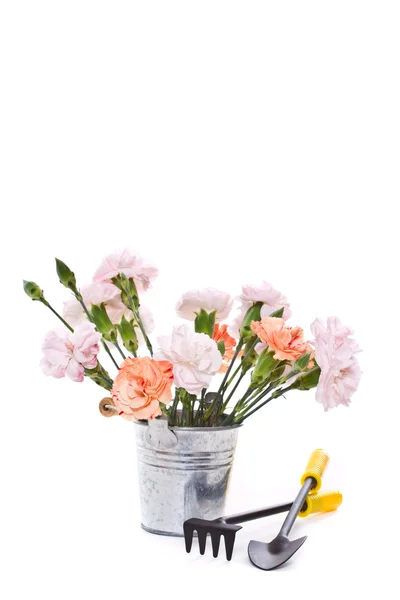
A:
[55,258,77,290]
[217,340,225,355]
[294,352,311,372]
[239,301,263,339]
[269,307,284,318]
[194,309,215,337]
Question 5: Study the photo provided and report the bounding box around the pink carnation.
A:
[40,322,101,383]
[241,282,292,320]
[229,281,291,338]
[63,282,155,347]
[63,282,128,328]
[93,249,158,293]
[311,317,361,411]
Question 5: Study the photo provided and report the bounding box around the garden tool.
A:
[248,449,342,570]
[184,448,340,561]
[184,489,340,561]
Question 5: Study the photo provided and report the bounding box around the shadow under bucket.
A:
[134,418,241,536]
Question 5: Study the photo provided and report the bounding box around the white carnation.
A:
[155,324,222,395]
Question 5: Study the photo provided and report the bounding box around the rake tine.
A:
[224,532,236,561]
[197,529,208,555]
[183,523,194,553]
[210,531,222,558]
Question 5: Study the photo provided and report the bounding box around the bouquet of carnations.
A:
[24,249,361,427]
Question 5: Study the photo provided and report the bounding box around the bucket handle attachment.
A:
[98,399,178,449]
[145,417,178,450]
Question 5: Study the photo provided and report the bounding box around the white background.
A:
[1,1,399,598]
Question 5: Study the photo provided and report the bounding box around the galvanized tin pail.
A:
[134,418,241,536]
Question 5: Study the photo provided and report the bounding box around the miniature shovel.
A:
[248,449,342,570]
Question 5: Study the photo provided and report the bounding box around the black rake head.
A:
[183,518,243,561]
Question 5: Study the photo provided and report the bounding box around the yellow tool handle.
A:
[299,489,343,517]
[300,448,329,493]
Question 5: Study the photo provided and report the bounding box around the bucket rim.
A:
[133,419,242,432]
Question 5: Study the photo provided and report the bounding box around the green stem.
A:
[114,342,126,360]
[238,385,293,423]
[223,338,258,392]
[86,370,113,391]
[100,338,120,370]
[121,284,153,357]
[234,382,274,418]
[74,291,120,370]
[220,385,257,426]
[41,299,73,332]
[204,338,244,422]
[221,371,247,414]
[99,373,113,389]
[230,368,299,423]
[216,338,244,396]
[169,390,181,426]
[194,389,206,425]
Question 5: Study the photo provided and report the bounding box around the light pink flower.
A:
[155,324,222,395]
[241,282,292,320]
[311,317,361,411]
[175,288,233,322]
[228,281,291,338]
[40,322,101,382]
[63,282,127,328]
[93,249,158,293]
[63,283,154,346]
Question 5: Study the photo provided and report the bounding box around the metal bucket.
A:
[134,418,241,536]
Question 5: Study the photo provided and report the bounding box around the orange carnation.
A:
[111,356,173,421]
[213,323,239,373]
[251,317,314,365]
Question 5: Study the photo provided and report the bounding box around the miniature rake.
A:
[183,502,292,561]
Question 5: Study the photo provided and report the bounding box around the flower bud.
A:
[251,349,278,385]
[194,309,216,338]
[55,258,77,290]
[117,315,139,354]
[91,303,117,342]
[269,364,286,382]
[291,366,321,390]
[239,302,262,339]
[114,275,139,309]
[23,280,44,301]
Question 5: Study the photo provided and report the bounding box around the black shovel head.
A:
[248,534,307,570]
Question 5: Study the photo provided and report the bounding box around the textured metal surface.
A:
[134,420,241,536]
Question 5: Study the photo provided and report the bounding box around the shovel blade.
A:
[248,534,307,570]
